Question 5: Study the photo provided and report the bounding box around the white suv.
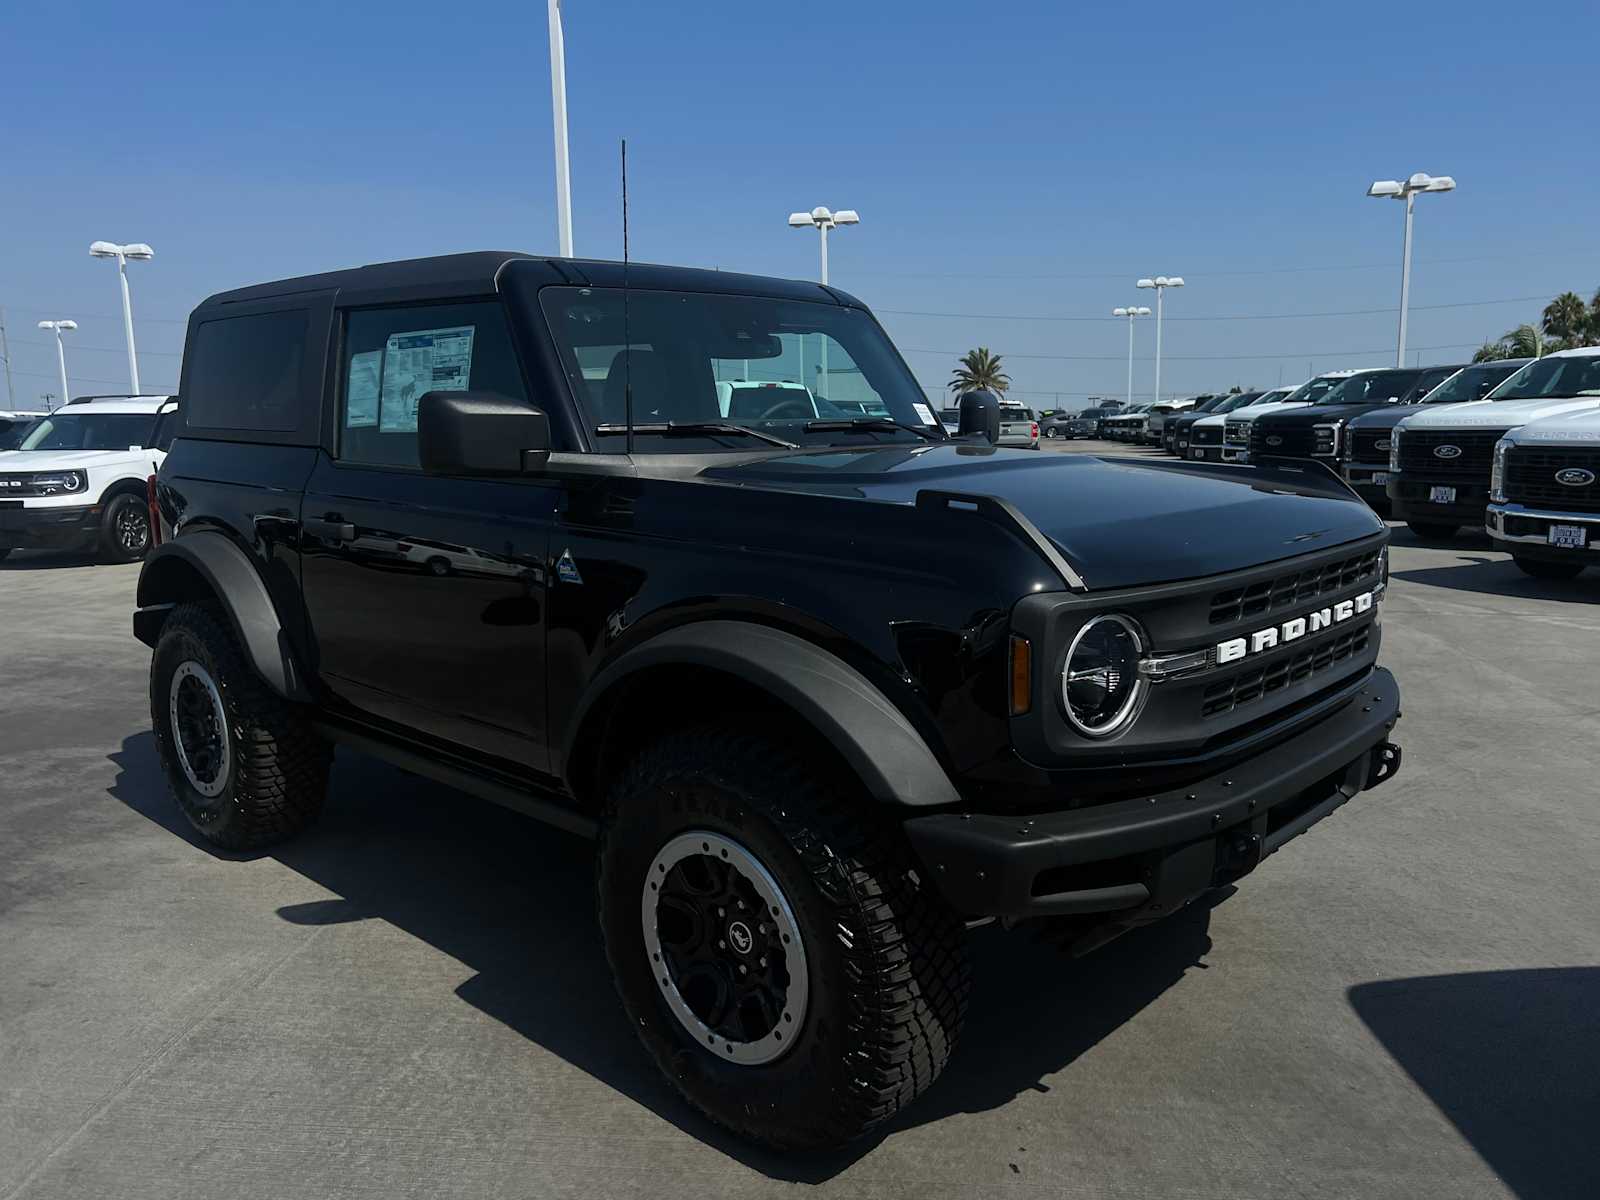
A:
[1486,405,1600,579]
[0,395,177,563]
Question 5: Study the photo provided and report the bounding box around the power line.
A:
[9,366,176,388]
[856,251,1598,281]
[4,304,188,325]
[878,294,1552,325]
[898,341,1482,363]
[9,336,182,357]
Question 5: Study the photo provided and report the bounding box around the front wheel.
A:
[100,493,152,562]
[1512,555,1586,580]
[597,726,970,1150]
[1406,521,1460,541]
[1044,427,1058,438]
[151,604,330,849]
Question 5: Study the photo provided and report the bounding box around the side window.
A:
[338,300,527,469]
[186,311,308,431]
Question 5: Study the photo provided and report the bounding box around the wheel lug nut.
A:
[718,940,726,950]
[717,907,726,917]
[759,957,767,968]
[738,964,747,975]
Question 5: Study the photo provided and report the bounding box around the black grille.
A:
[1201,628,1371,718]
[1349,427,1393,462]
[1398,429,1505,478]
[1209,547,1382,625]
[1504,447,1600,513]
[1250,423,1317,457]
[1190,425,1223,445]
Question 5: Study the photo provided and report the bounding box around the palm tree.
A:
[948,348,1010,396]
[1542,292,1589,349]
[1474,323,1546,362]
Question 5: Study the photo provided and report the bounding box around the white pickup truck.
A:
[1487,404,1600,578]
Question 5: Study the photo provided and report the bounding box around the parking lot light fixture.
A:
[89,240,154,394]
[1112,306,1151,407]
[1368,173,1456,367]
[1135,276,1184,402]
[787,206,859,286]
[37,319,78,407]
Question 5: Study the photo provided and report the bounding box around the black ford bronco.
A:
[133,252,1403,1150]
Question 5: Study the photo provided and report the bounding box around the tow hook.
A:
[1366,742,1402,790]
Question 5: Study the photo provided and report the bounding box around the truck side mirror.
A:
[957,389,1001,444]
[418,391,551,476]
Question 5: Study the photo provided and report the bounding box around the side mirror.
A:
[957,389,1002,444]
[418,391,550,476]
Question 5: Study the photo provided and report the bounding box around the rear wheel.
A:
[99,493,151,562]
[1406,521,1460,541]
[1512,555,1586,580]
[151,604,330,850]
[597,725,970,1150]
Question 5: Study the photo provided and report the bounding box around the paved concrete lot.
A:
[3,469,1597,1199]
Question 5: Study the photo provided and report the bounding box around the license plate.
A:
[1191,449,1208,459]
[1429,485,1456,503]
[1548,524,1588,550]
[1372,472,1389,485]
[1177,440,1189,449]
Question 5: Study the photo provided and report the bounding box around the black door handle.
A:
[304,516,356,541]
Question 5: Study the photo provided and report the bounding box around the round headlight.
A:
[61,473,83,492]
[1062,614,1147,738]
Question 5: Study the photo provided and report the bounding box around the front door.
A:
[299,299,558,774]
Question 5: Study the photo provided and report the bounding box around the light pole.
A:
[89,241,154,394]
[37,320,78,407]
[547,0,573,257]
[788,207,859,398]
[1367,172,1455,367]
[1112,306,1151,407]
[1135,276,1183,402]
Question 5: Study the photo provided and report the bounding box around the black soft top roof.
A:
[198,251,863,310]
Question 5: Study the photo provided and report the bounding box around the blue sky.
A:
[2,0,1596,409]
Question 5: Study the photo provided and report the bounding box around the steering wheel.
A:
[757,399,814,420]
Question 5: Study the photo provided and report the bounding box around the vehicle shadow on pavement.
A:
[1350,969,1600,1200]
[0,550,107,571]
[109,731,1212,1181]
[1390,555,1597,601]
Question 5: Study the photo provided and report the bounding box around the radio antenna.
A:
[621,137,634,456]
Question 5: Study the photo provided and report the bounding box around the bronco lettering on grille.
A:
[1216,591,1375,665]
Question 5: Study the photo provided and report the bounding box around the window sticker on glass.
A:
[912,403,937,426]
[379,325,475,432]
[346,350,382,427]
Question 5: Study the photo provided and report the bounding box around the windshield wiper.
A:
[803,417,941,441]
[594,421,797,449]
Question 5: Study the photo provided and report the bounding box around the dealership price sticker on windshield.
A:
[379,326,476,432]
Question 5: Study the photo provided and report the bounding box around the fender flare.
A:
[570,620,962,809]
[134,531,312,702]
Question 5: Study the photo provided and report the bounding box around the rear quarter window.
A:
[184,310,310,432]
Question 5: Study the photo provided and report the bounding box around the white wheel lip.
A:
[641,830,809,1067]
[169,659,230,799]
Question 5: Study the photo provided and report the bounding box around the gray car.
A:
[997,405,1040,448]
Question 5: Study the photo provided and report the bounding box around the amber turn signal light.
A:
[1009,634,1032,716]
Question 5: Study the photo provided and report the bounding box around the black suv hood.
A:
[700,444,1382,590]
[1255,403,1394,427]
[1346,405,1432,432]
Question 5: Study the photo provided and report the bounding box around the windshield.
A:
[1212,392,1263,414]
[1278,374,1348,406]
[16,411,153,451]
[1486,355,1600,401]
[1314,370,1421,406]
[1420,362,1525,405]
[541,286,940,451]
[0,416,39,450]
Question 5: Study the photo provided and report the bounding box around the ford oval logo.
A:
[1265,435,1283,447]
[1433,444,1462,459]
[1375,438,1392,451]
[1556,467,1596,487]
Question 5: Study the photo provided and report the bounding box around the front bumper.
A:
[904,668,1401,920]
[1388,477,1489,523]
[1341,462,1393,505]
[0,502,100,550]
[1487,503,1600,561]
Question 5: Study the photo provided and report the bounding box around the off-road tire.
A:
[596,725,970,1150]
[1512,555,1585,580]
[1406,521,1460,541]
[151,603,329,850]
[99,492,152,562]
